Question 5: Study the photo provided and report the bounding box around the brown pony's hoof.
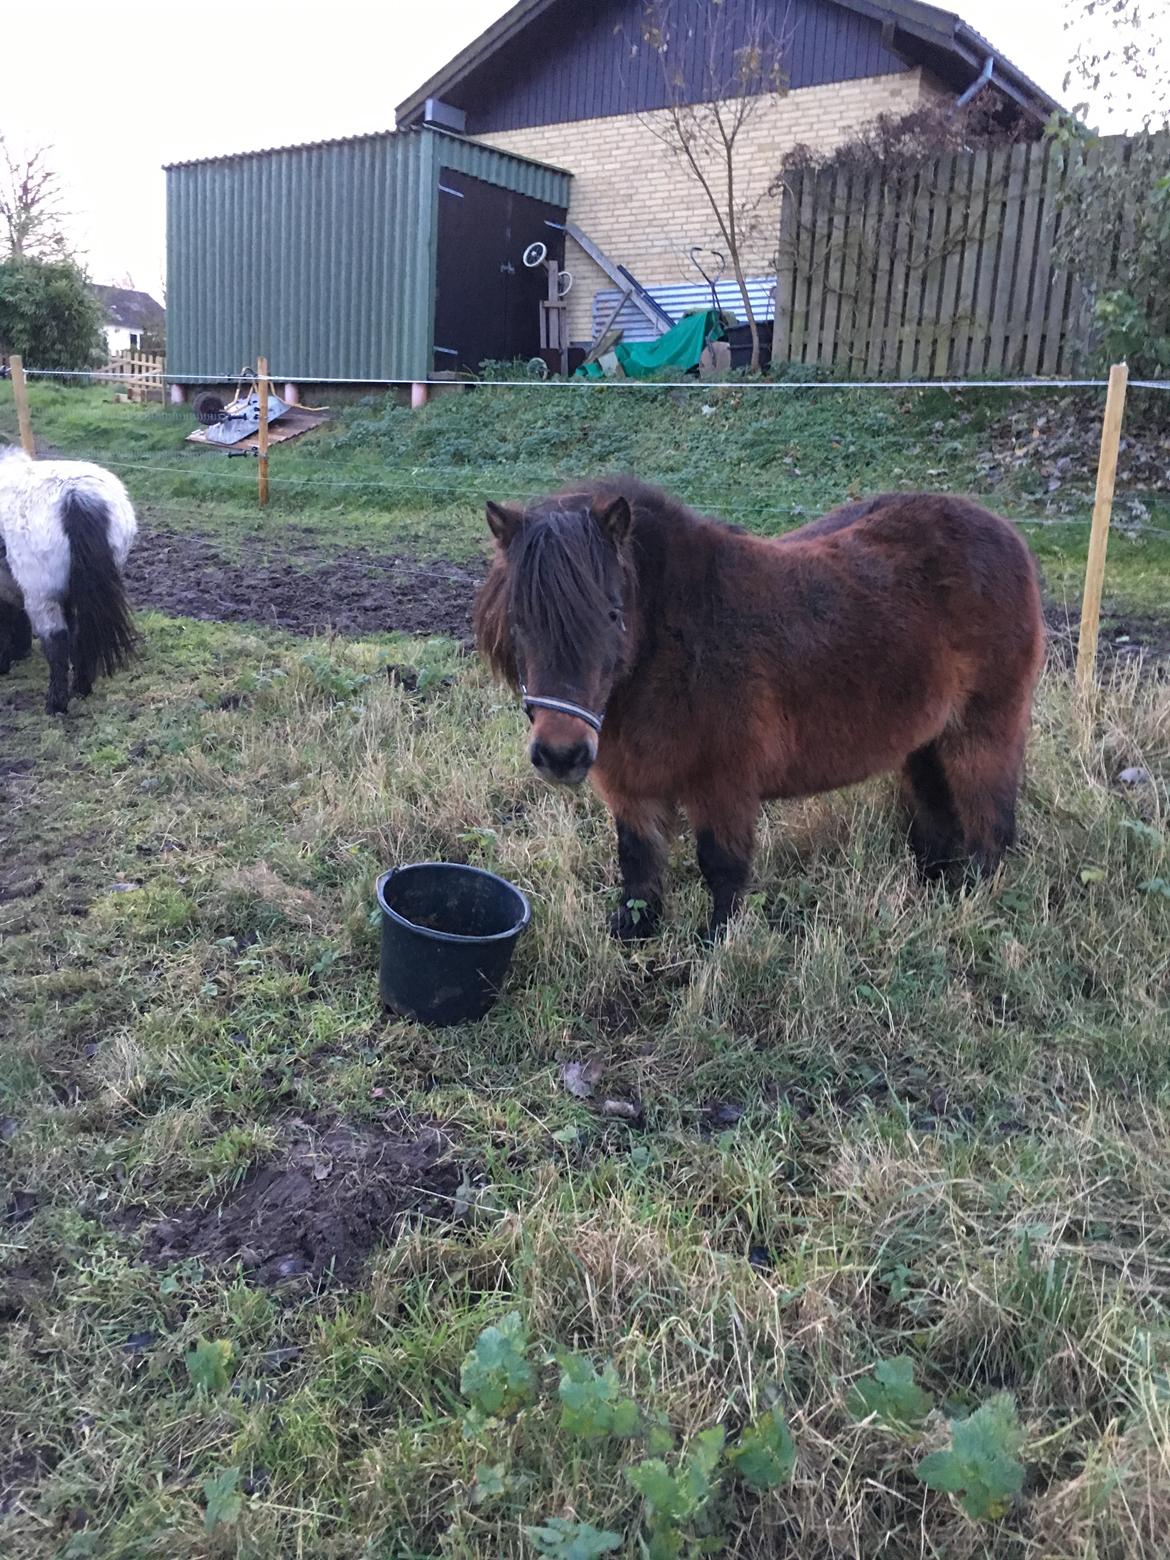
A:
[610,902,660,941]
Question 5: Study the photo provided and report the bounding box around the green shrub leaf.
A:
[459,1311,536,1418]
[916,1393,1026,1520]
[524,1517,622,1558]
[558,1354,640,1440]
[847,1356,934,1429]
[202,1467,242,1533]
[186,1338,233,1396]
[729,1406,796,1489]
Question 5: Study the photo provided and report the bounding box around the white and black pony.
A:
[0,445,138,713]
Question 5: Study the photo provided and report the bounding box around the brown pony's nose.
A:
[530,735,594,784]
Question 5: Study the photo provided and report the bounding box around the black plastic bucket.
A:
[376,863,531,1026]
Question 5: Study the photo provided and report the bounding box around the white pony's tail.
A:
[61,488,137,684]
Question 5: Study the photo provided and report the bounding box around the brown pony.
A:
[474,479,1044,939]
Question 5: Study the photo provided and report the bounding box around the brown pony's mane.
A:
[474,489,636,689]
[473,557,516,686]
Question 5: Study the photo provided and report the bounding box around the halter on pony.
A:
[520,685,605,734]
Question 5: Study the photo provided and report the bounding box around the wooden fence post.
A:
[257,356,270,507]
[1076,361,1129,694]
[9,355,35,456]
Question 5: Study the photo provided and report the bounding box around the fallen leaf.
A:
[562,1058,604,1099]
[601,1098,640,1120]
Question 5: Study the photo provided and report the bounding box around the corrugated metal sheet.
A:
[433,128,570,206]
[454,0,907,134]
[166,127,570,381]
[592,277,776,345]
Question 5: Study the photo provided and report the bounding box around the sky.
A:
[1,0,1158,300]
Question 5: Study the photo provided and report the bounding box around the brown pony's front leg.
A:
[687,795,759,938]
[609,800,673,941]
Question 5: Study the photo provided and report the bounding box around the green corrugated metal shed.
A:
[165,126,571,382]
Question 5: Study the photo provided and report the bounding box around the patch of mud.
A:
[123,528,482,639]
[0,1445,58,1517]
[144,1118,465,1286]
[1045,603,1170,669]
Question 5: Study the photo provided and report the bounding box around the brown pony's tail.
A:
[472,555,518,687]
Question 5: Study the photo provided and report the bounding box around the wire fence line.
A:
[13,365,1170,392]
[39,449,1170,541]
[6,365,1168,542]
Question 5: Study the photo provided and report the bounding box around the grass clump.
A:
[1,606,1168,1555]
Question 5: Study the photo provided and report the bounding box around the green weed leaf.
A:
[472,1463,508,1503]
[629,1426,726,1524]
[1122,819,1163,847]
[186,1338,233,1396]
[916,1393,1026,1520]
[1139,877,1170,899]
[202,1467,242,1533]
[524,1517,622,1558]
[558,1354,640,1440]
[459,1311,536,1418]
[847,1356,934,1429]
[628,1459,686,1521]
[729,1406,796,1488]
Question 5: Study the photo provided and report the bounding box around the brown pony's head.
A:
[473,489,635,785]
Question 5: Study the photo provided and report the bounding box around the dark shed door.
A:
[434,168,566,374]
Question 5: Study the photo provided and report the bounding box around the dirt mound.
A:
[145,1118,465,1285]
[124,529,482,640]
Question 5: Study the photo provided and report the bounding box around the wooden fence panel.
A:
[100,351,166,401]
[966,146,1000,377]
[865,172,895,376]
[773,133,1163,379]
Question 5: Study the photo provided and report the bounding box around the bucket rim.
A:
[376,862,531,946]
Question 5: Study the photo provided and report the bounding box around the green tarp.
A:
[575,308,722,380]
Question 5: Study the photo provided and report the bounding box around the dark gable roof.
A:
[92,285,165,330]
[395,0,1061,128]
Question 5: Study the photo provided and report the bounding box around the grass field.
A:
[2,378,1169,1557]
[3,377,1170,610]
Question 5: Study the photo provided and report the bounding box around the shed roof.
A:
[395,0,1061,127]
[163,123,570,178]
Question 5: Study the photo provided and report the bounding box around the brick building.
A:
[397,0,1059,347]
[166,0,1060,384]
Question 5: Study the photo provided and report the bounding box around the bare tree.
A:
[639,0,791,371]
[0,139,71,261]
[1063,0,1169,131]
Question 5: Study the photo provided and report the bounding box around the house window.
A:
[128,331,142,349]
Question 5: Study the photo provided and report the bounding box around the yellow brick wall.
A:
[478,71,929,340]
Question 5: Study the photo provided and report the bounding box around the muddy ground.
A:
[123,528,482,640]
[123,525,1170,666]
[144,1118,466,1286]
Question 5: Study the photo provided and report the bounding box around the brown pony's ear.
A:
[485,500,521,546]
[593,495,632,545]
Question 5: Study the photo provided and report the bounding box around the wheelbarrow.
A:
[193,368,294,447]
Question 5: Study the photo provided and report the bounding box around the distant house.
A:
[92,285,165,355]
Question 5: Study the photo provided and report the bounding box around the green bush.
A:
[0,256,104,369]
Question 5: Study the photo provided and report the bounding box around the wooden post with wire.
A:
[9,355,35,456]
[257,356,270,507]
[1076,361,1128,694]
